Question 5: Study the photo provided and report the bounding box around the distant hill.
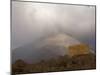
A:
[12,34,81,63]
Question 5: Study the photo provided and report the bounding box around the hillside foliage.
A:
[12,53,96,74]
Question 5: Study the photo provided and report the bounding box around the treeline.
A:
[12,53,96,74]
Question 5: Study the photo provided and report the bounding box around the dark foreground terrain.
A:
[12,53,96,75]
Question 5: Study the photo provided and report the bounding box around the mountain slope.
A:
[12,34,92,63]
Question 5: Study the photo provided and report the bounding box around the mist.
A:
[11,1,95,50]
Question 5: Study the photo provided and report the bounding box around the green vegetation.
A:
[12,53,96,74]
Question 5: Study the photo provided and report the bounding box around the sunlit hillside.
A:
[67,44,91,57]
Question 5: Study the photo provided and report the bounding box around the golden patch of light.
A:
[44,34,80,47]
[46,34,67,42]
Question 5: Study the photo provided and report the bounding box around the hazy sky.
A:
[12,1,95,50]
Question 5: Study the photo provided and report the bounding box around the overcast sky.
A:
[12,1,95,50]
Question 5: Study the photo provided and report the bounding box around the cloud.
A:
[12,1,95,50]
